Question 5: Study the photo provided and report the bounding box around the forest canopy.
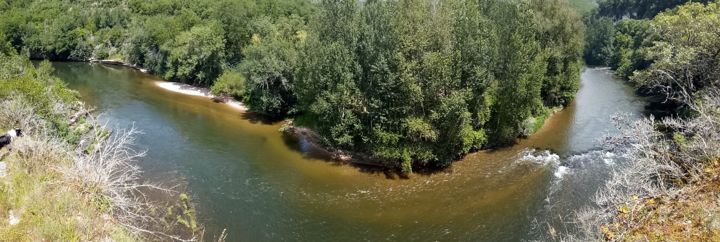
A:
[0,0,584,172]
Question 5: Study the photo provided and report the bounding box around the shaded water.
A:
[53,63,644,241]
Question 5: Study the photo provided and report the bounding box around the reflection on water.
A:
[54,63,644,241]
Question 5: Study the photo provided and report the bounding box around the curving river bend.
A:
[53,63,645,241]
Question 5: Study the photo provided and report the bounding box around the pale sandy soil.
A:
[155,81,248,111]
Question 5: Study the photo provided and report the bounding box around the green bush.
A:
[211,69,246,99]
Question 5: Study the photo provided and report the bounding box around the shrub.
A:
[210,69,246,99]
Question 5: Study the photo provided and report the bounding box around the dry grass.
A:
[608,162,720,241]
[569,93,720,241]
[0,96,201,241]
[0,54,222,241]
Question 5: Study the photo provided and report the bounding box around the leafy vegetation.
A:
[583,0,711,65]
[596,0,713,20]
[583,15,615,66]
[0,0,583,172]
[571,1,720,240]
[0,50,202,240]
[630,2,720,105]
[584,1,720,110]
[568,0,598,14]
[294,0,583,171]
[0,0,314,86]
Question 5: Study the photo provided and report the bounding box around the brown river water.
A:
[53,62,645,241]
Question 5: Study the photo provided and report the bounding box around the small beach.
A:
[155,81,248,111]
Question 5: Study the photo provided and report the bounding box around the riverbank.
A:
[90,59,249,112]
[155,81,248,112]
[90,59,149,73]
[280,106,565,174]
[147,65,564,173]
[571,93,720,241]
[0,56,202,241]
[600,162,720,241]
[280,124,387,167]
[0,108,138,240]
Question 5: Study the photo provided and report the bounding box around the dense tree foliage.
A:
[0,0,583,172]
[583,0,713,66]
[597,0,712,20]
[583,15,615,66]
[630,2,720,105]
[531,0,584,107]
[608,19,652,80]
[584,0,720,116]
[0,0,314,86]
[296,0,582,171]
[237,16,306,116]
[164,22,226,85]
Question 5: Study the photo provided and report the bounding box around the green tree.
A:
[209,0,257,63]
[295,0,580,171]
[583,14,615,66]
[631,2,720,106]
[597,0,712,20]
[609,19,651,80]
[236,16,306,116]
[531,0,584,107]
[487,1,545,144]
[211,69,246,99]
[164,22,226,85]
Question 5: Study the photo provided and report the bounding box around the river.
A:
[52,63,645,241]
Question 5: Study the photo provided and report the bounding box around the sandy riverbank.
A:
[155,81,248,111]
[91,59,249,112]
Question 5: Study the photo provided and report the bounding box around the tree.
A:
[209,0,257,63]
[584,14,615,66]
[164,22,226,85]
[487,1,545,144]
[597,0,713,20]
[295,0,361,149]
[631,2,720,106]
[609,19,651,80]
[211,69,246,99]
[0,31,13,55]
[236,16,306,116]
[531,0,584,107]
[295,0,581,171]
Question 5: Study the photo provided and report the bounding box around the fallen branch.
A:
[69,108,95,126]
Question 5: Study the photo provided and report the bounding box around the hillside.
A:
[0,54,201,241]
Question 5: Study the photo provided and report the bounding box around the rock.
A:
[211,95,228,103]
[8,210,19,226]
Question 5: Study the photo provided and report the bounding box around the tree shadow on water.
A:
[238,111,284,125]
[279,131,408,180]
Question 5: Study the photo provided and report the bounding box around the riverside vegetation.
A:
[0,0,584,173]
[571,1,720,240]
[0,51,210,240]
[5,0,720,241]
